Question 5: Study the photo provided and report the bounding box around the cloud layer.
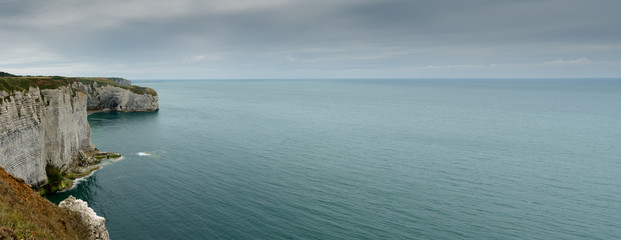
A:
[1,0,620,78]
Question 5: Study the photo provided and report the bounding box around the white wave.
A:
[137,152,152,156]
[110,155,124,162]
[99,156,124,166]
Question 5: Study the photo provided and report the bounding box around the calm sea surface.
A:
[49,79,621,239]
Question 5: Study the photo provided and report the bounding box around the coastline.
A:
[87,109,107,115]
[0,75,158,239]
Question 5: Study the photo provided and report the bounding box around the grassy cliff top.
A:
[0,76,157,96]
[0,167,91,240]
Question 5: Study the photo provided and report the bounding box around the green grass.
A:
[0,77,65,93]
[0,167,91,239]
[0,76,157,96]
[78,77,157,95]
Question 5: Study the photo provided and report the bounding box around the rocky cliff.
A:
[0,86,93,188]
[0,76,158,190]
[73,81,159,112]
[0,76,155,239]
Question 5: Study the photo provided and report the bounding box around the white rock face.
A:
[73,82,159,112]
[59,195,110,240]
[0,82,158,187]
[0,86,93,187]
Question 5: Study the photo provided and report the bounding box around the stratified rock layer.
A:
[0,80,158,188]
[0,86,92,187]
[0,77,156,239]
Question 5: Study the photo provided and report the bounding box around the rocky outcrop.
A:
[73,82,159,112]
[0,86,93,187]
[59,196,110,240]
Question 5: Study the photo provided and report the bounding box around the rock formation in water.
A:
[0,76,158,190]
[59,196,110,240]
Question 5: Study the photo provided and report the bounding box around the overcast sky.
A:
[1,0,620,79]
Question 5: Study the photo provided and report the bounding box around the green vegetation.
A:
[0,71,17,77]
[93,152,122,160]
[0,167,91,239]
[0,76,75,95]
[39,163,102,196]
[0,75,157,96]
[41,164,73,195]
[78,77,157,96]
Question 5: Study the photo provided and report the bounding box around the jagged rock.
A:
[59,196,110,240]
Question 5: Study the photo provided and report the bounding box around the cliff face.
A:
[0,76,155,239]
[0,86,92,187]
[0,77,158,188]
[73,82,159,112]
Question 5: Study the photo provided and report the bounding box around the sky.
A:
[1,0,620,79]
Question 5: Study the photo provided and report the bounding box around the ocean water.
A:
[48,79,621,239]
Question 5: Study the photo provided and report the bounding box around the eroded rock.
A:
[59,196,110,240]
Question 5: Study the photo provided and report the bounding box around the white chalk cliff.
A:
[73,81,159,112]
[0,86,92,187]
[0,80,158,188]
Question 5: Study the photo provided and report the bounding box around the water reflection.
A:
[89,111,159,122]
[88,111,160,137]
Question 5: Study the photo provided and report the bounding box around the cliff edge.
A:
[0,76,158,191]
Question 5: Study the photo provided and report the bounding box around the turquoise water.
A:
[49,79,621,239]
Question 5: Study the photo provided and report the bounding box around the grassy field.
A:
[0,167,90,240]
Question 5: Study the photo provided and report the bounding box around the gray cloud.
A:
[1,0,620,78]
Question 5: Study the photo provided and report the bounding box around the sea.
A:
[48,79,621,239]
